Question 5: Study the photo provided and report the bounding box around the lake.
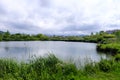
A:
[0,41,110,64]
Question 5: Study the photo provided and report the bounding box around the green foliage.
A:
[114,30,120,41]
[48,35,84,41]
[0,59,19,78]
[97,43,120,55]
[0,30,117,43]
[0,55,120,80]
[84,63,99,75]
[2,31,11,41]
[0,31,85,41]
[35,34,49,40]
[96,30,120,57]
[98,60,112,72]
[0,34,2,41]
[0,31,50,41]
[114,54,120,61]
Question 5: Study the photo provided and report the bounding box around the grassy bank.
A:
[0,54,120,80]
[96,30,120,56]
[97,43,120,55]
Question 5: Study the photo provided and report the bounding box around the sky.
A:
[0,0,120,35]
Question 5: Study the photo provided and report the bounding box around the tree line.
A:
[0,30,119,43]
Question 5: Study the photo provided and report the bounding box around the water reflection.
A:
[0,41,110,63]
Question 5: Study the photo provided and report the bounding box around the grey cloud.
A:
[0,7,4,14]
[108,24,120,30]
[39,0,51,7]
[62,24,100,32]
[8,22,34,30]
[0,0,120,35]
[1,20,42,34]
[0,4,6,15]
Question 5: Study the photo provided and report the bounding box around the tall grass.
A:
[0,54,120,80]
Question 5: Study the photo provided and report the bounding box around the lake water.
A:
[0,41,110,64]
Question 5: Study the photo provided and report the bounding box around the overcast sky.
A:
[0,0,120,35]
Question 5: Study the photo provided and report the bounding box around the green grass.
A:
[0,54,120,80]
[97,43,120,55]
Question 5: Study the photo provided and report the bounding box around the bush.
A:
[0,59,19,78]
[98,60,112,72]
[114,54,120,62]
[97,43,120,55]
[84,63,99,75]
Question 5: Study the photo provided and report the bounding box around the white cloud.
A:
[0,0,120,35]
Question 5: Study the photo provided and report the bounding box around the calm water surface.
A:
[0,41,110,63]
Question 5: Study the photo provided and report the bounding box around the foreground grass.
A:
[0,54,120,80]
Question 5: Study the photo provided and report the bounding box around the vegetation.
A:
[96,30,120,55]
[0,31,84,41]
[0,30,117,42]
[0,30,120,55]
[0,31,49,41]
[0,54,120,80]
[97,43,120,55]
[0,30,120,79]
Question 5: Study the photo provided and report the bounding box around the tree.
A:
[2,31,11,41]
[99,31,105,35]
[91,32,94,36]
[114,30,120,41]
[0,34,2,41]
[35,34,49,40]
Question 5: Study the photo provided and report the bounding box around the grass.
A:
[0,54,120,80]
[97,43,120,55]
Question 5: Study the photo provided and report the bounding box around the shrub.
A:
[114,54,120,62]
[0,59,19,78]
[98,60,112,72]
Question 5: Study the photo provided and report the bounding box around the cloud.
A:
[0,6,5,15]
[0,0,120,35]
[39,0,51,7]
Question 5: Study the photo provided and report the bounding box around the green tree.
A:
[91,32,94,36]
[99,31,105,35]
[114,30,120,41]
[35,34,48,40]
[2,31,11,41]
[0,34,2,41]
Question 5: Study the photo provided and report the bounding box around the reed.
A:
[0,54,120,80]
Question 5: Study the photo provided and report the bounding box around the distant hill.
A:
[0,31,4,34]
[106,29,120,34]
